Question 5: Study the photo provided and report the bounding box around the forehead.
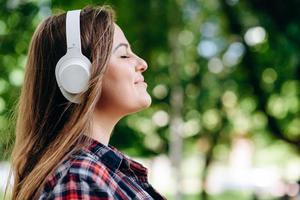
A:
[113,23,128,46]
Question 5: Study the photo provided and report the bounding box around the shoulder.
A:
[40,149,115,199]
[49,149,113,186]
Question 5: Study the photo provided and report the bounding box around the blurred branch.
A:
[167,1,184,200]
[199,100,227,200]
[200,131,221,200]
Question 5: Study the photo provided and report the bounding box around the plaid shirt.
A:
[39,136,166,200]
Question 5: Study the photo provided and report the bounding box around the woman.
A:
[9,5,166,200]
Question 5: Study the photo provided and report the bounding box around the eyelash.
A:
[120,55,130,59]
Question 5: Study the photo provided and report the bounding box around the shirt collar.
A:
[82,135,123,171]
[82,135,149,182]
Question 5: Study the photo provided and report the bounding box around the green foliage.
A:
[0,0,299,187]
[0,0,299,199]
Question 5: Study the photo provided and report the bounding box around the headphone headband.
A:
[66,10,82,52]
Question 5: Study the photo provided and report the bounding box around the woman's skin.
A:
[90,23,151,145]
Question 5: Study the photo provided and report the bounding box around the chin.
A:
[143,93,152,107]
[127,95,152,114]
[137,95,152,110]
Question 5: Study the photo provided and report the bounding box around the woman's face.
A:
[97,24,151,116]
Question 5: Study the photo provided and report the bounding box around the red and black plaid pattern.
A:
[38,136,166,200]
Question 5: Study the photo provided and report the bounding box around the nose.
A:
[135,56,148,72]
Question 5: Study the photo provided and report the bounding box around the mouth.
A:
[134,76,147,87]
[134,76,145,84]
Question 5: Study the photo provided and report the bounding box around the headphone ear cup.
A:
[58,58,91,94]
[55,54,91,102]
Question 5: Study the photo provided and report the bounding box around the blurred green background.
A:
[0,0,299,200]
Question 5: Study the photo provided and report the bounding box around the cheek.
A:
[101,61,135,103]
[106,61,134,89]
[106,58,133,82]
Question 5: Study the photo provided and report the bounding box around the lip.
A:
[134,76,145,84]
[136,81,147,87]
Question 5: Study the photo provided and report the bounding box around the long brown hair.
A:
[7,5,115,200]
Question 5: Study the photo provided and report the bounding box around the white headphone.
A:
[55,10,91,104]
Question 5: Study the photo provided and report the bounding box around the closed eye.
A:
[120,55,130,59]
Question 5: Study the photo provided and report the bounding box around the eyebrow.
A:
[113,43,130,53]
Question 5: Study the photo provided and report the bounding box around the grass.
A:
[165,191,278,200]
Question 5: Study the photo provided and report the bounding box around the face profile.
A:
[97,23,152,117]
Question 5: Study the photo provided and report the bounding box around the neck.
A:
[90,108,122,146]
